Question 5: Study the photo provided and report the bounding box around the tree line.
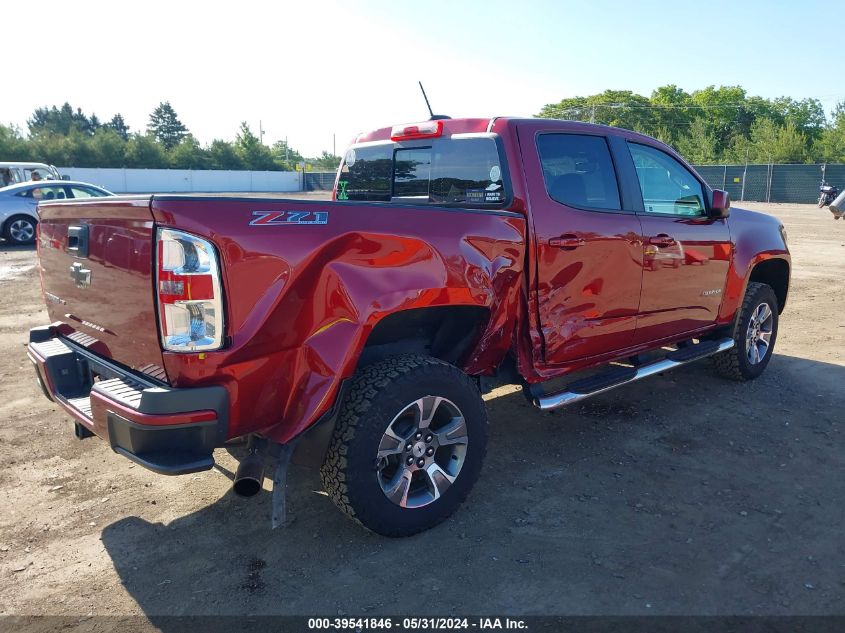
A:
[3,88,843,171]
[0,101,341,172]
[539,85,845,164]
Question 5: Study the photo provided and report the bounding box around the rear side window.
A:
[536,134,621,211]
[338,137,506,206]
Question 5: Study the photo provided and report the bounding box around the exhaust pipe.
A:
[233,448,265,497]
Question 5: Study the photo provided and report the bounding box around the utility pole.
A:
[259,120,265,145]
[285,136,288,162]
[333,133,336,157]
[590,104,596,124]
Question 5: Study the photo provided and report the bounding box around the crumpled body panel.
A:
[152,197,526,442]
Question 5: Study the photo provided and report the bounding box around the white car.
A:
[0,180,113,245]
[0,162,62,187]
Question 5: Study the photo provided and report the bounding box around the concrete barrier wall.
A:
[58,167,303,194]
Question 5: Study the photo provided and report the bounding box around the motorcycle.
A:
[818,180,840,208]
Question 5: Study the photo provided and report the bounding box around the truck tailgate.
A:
[36,197,168,382]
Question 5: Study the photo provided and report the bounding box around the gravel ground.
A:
[0,202,842,620]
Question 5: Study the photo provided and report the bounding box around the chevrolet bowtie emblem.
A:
[69,262,92,288]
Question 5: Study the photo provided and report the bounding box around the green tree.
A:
[169,135,211,169]
[746,119,808,164]
[234,122,275,170]
[124,133,167,168]
[105,114,130,141]
[148,101,188,150]
[539,90,653,133]
[675,118,719,164]
[649,85,693,146]
[309,151,341,171]
[270,139,303,170]
[688,85,750,155]
[90,128,127,166]
[29,102,99,136]
[207,139,244,170]
[0,124,33,161]
[812,101,845,162]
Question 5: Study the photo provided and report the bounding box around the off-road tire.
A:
[320,354,488,537]
[712,281,779,381]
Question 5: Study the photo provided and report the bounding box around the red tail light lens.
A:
[156,228,224,352]
[390,120,443,141]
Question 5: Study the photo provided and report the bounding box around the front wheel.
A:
[712,281,779,381]
[4,215,37,245]
[320,355,488,537]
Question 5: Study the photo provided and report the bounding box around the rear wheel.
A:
[320,355,487,537]
[713,281,779,381]
[4,215,37,245]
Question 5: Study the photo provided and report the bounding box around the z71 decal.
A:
[250,210,328,226]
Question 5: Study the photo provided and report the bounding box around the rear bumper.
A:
[27,325,229,475]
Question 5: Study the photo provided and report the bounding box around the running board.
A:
[533,338,735,411]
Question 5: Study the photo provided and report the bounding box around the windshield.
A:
[337,137,507,207]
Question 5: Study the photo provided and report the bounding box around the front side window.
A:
[338,137,506,206]
[628,143,706,216]
[536,133,621,211]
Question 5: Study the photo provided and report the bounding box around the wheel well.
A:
[359,306,490,368]
[749,258,789,312]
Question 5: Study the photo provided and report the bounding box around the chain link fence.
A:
[304,172,336,191]
[694,163,845,203]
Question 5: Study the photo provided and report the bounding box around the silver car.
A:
[0,180,113,245]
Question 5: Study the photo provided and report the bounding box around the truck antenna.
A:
[418,81,451,121]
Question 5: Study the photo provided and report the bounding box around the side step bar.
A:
[533,338,735,411]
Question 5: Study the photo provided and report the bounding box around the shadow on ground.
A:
[101,354,844,620]
[0,241,36,252]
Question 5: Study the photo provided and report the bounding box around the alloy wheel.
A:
[745,302,774,365]
[9,218,35,243]
[375,395,468,509]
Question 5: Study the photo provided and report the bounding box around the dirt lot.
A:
[0,202,842,620]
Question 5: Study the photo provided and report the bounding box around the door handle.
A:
[549,234,584,250]
[648,234,676,247]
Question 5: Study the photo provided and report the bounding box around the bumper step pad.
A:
[28,330,229,475]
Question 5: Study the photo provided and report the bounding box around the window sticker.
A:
[337,180,349,200]
[490,165,501,182]
[345,149,356,168]
[466,189,486,204]
[484,190,503,203]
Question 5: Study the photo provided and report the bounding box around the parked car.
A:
[0,162,63,187]
[0,180,112,245]
[27,117,790,536]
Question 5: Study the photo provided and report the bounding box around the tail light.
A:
[390,120,443,141]
[156,228,224,352]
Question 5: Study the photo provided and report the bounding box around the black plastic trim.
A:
[607,135,646,213]
[567,366,637,395]
[107,412,217,476]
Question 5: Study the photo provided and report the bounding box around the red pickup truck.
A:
[28,117,790,536]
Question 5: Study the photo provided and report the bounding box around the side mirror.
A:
[710,189,731,219]
[61,175,71,181]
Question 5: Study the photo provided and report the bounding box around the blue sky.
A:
[5,0,842,157]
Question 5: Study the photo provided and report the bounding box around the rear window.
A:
[337,137,507,206]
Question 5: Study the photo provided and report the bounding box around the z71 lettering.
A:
[250,210,328,225]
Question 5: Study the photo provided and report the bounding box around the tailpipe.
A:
[233,449,265,497]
